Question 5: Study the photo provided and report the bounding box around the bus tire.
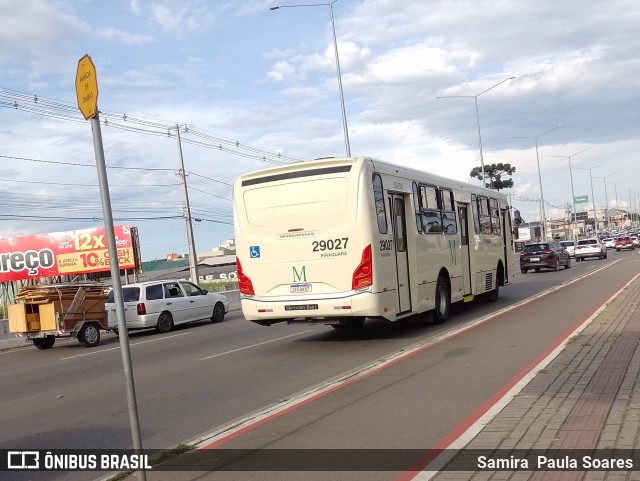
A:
[33,336,55,350]
[485,281,500,302]
[78,323,101,348]
[331,318,365,329]
[485,265,502,302]
[432,276,450,325]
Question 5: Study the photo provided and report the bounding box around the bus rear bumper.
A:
[240,290,394,324]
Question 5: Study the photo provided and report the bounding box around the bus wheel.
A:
[432,276,450,325]
[33,336,55,350]
[331,318,365,329]
[485,281,499,302]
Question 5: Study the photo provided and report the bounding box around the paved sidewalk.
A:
[429,273,640,480]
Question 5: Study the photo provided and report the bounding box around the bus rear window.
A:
[243,178,349,227]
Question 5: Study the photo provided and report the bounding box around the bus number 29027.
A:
[312,238,349,252]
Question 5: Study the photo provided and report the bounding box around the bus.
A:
[233,156,514,328]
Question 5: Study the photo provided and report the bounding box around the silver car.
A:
[106,279,229,333]
[559,240,576,258]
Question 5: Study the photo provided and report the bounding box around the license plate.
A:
[290,283,312,293]
[285,304,318,311]
[529,257,540,261]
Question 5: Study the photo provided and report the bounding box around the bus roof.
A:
[234,156,507,200]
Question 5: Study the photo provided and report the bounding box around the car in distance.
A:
[559,240,576,258]
[615,236,635,252]
[602,237,616,249]
[520,242,571,273]
[105,279,229,333]
[575,238,607,261]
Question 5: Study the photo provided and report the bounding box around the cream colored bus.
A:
[233,157,514,328]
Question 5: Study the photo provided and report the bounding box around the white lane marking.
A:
[59,332,191,360]
[199,330,313,360]
[411,271,640,480]
[187,259,626,449]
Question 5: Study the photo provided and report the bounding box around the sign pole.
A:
[77,54,146,481]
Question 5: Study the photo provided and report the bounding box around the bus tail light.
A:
[237,257,255,295]
[352,244,372,290]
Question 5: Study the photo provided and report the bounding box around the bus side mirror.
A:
[513,209,523,226]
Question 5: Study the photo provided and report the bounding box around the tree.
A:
[470,163,516,190]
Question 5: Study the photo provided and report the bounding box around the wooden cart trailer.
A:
[8,283,109,350]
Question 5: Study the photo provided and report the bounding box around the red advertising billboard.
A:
[0,225,136,282]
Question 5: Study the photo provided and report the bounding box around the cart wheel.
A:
[78,323,101,348]
[33,336,55,350]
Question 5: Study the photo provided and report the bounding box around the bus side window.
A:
[372,174,388,234]
[489,198,501,235]
[412,182,422,233]
[477,196,492,234]
[440,189,457,234]
[420,185,442,233]
[471,194,481,234]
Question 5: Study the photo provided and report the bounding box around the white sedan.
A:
[106,280,229,333]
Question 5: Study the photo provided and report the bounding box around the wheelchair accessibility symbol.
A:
[250,246,261,258]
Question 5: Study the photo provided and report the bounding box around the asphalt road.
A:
[1,249,638,481]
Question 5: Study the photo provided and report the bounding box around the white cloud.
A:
[97,27,155,45]
[2,0,640,258]
[149,0,217,34]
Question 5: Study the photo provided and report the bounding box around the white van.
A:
[106,279,229,333]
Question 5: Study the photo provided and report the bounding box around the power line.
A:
[0,177,181,187]
[0,87,305,165]
[0,154,175,171]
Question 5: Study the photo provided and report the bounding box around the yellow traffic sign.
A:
[75,54,98,119]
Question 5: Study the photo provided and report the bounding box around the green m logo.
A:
[292,265,307,282]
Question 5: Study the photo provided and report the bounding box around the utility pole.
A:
[176,124,199,284]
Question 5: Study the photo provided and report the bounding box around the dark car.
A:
[520,242,571,273]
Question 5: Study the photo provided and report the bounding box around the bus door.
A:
[501,208,511,283]
[458,204,472,295]
[390,194,411,313]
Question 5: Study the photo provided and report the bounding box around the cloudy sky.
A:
[1,0,639,260]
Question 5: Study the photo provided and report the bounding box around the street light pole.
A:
[437,76,515,189]
[627,187,633,227]
[510,124,563,240]
[575,163,606,237]
[271,1,351,157]
[549,146,592,241]
[592,172,619,232]
[605,180,626,229]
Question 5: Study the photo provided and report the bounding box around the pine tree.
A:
[470,163,516,190]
